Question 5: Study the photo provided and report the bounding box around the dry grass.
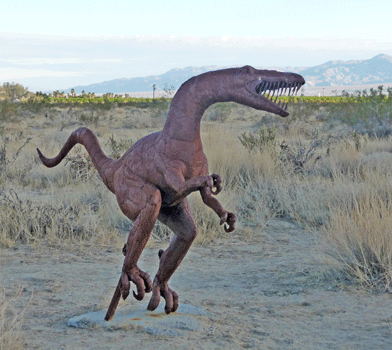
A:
[322,182,392,289]
[2,101,392,289]
[0,287,25,350]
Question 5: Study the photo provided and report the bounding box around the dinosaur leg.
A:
[147,199,197,314]
[105,182,162,321]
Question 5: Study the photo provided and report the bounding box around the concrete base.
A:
[67,302,208,336]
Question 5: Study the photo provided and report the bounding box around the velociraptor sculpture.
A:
[37,66,305,321]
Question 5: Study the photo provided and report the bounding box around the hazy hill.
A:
[67,66,220,94]
[66,54,392,94]
[300,54,392,87]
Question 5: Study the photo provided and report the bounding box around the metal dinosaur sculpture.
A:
[37,66,305,321]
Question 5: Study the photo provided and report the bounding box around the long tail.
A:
[37,127,117,192]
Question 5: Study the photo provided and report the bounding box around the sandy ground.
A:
[2,220,392,349]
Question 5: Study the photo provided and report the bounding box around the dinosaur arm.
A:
[162,169,214,206]
[200,186,237,233]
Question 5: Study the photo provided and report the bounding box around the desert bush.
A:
[204,102,233,122]
[322,182,392,290]
[0,186,124,248]
[0,189,91,245]
[238,125,277,153]
[0,100,19,120]
[105,134,135,159]
[278,129,326,173]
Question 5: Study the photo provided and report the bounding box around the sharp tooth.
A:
[271,82,278,100]
[272,81,279,98]
[261,81,266,93]
[287,83,292,96]
[263,82,268,95]
[270,83,276,98]
[266,82,271,97]
[296,83,301,95]
[274,85,280,103]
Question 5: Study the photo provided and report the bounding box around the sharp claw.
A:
[224,223,235,233]
[162,289,174,314]
[120,273,130,300]
[172,291,179,313]
[133,290,144,301]
[147,283,178,314]
[147,292,160,311]
[144,283,152,294]
[211,174,222,195]
[122,289,130,300]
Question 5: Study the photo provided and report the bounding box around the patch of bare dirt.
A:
[1,220,392,349]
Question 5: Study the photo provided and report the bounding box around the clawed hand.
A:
[220,212,237,232]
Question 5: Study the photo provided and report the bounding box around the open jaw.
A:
[247,79,304,117]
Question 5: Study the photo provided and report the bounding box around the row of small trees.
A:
[0,82,31,101]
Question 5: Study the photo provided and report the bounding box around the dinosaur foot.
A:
[120,266,153,301]
[147,277,179,314]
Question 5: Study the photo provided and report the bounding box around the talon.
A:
[158,249,164,259]
[120,273,130,300]
[224,223,235,233]
[139,269,153,293]
[211,174,222,195]
[133,290,144,301]
[162,290,173,314]
[147,286,161,311]
[172,290,179,313]
[147,280,179,314]
[120,266,152,301]
[221,212,236,233]
[122,244,127,256]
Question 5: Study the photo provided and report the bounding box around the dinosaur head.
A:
[231,65,305,117]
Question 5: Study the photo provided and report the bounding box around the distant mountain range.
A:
[66,54,392,94]
[301,54,392,87]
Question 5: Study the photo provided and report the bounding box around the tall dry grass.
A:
[321,182,392,289]
[2,101,392,288]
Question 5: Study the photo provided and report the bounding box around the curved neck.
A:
[161,72,232,141]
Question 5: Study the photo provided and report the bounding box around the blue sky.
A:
[1,0,391,91]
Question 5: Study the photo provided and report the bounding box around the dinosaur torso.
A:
[114,131,207,206]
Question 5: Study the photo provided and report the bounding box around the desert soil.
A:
[2,219,392,350]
